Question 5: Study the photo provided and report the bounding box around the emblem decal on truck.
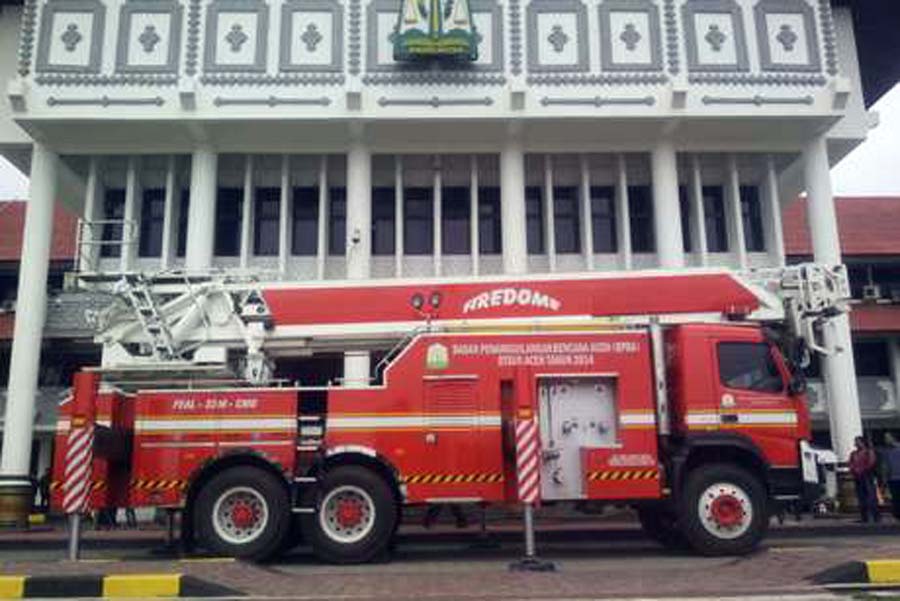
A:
[461,288,562,314]
[426,343,449,370]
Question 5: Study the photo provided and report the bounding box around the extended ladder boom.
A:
[87,264,850,383]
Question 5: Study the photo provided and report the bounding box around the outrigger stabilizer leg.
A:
[509,504,555,572]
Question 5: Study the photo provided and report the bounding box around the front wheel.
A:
[303,465,397,564]
[193,466,290,560]
[677,463,768,556]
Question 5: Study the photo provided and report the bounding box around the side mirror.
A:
[788,375,807,396]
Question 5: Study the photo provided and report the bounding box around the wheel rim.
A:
[697,481,752,540]
[319,484,376,544]
[212,486,270,545]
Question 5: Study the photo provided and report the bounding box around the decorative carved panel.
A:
[116,0,182,73]
[36,0,106,73]
[204,0,269,72]
[526,0,589,73]
[598,0,662,72]
[280,0,343,72]
[753,0,820,72]
[682,0,749,72]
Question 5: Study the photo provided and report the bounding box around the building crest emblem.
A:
[393,0,478,62]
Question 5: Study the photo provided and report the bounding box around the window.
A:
[553,187,581,254]
[718,342,783,393]
[628,186,654,253]
[372,187,395,255]
[478,186,502,255]
[291,187,318,256]
[679,186,691,252]
[740,185,765,252]
[138,188,166,258]
[703,186,728,252]
[176,189,189,258]
[404,187,433,255]
[591,186,616,253]
[328,187,347,256]
[215,187,242,257]
[442,186,470,255]
[525,186,544,254]
[254,187,280,256]
[853,341,891,377]
[100,189,126,258]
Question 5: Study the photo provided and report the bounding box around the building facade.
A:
[0,0,889,516]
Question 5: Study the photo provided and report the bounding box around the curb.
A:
[0,574,242,598]
[811,560,900,585]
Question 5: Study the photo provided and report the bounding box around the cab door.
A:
[714,339,797,465]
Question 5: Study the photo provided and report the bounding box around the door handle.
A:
[425,432,438,445]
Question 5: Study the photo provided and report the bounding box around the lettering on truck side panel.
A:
[170,397,260,412]
[461,288,563,314]
[451,339,640,367]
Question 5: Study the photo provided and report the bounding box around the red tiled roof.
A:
[0,200,78,263]
[849,303,900,333]
[784,196,900,256]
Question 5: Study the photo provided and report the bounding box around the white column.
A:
[316,156,328,280]
[651,140,684,269]
[762,155,786,267]
[240,155,254,271]
[803,133,862,462]
[0,144,58,492]
[689,155,708,267]
[346,139,371,280]
[889,338,900,417]
[615,154,632,270]
[433,156,443,276]
[543,155,556,272]
[725,154,748,270]
[160,156,178,270]
[470,155,480,276]
[121,156,140,272]
[185,148,217,272]
[79,157,102,273]
[580,155,594,270]
[344,137,372,385]
[394,156,404,277]
[500,137,527,275]
[279,154,291,276]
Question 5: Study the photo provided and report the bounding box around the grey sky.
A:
[0,83,898,201]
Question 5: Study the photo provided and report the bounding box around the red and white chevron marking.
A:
[62,423,94,514]
[515,418,541,504]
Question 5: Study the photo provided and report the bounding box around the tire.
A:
[637,506,686,549]
[193,466,290,561]
[302,465,397,564]
[677,463,768,557]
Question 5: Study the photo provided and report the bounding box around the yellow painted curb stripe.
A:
[0,576,25,599]
[102,574,181,598]
[866,560,900,583]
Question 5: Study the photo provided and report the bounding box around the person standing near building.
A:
[849,436,880,523]
[882,433,900,519]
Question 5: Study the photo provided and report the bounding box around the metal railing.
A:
[73,218,138,275]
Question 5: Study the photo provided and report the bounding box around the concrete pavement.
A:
[0,516,898,599]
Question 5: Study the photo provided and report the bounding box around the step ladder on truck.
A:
[52,264,844,561]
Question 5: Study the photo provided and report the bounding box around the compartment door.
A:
[539,377,619,501]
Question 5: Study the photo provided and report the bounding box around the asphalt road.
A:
[2,517,900,600]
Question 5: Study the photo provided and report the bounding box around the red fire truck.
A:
[52,265,843,562]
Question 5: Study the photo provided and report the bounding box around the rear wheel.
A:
[636,506,686,549]
[303,465,397,564]
[194,466,290,560]
[678,463,767,556]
